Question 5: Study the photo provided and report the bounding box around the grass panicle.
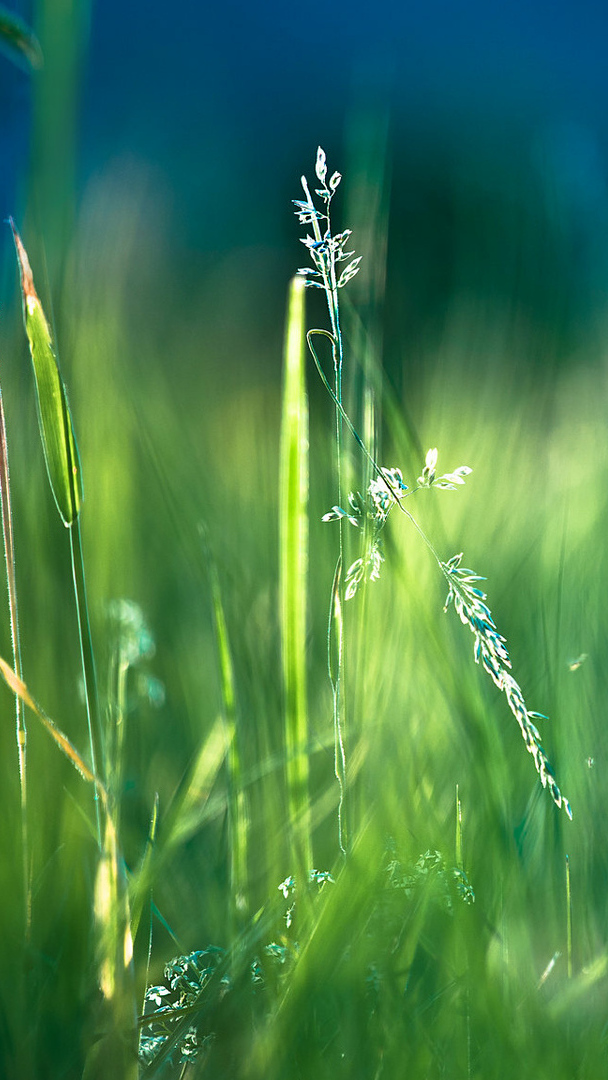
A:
[441,551,572,818]
[297,149,571,825]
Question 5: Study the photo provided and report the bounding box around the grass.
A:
[0,30,607,1072]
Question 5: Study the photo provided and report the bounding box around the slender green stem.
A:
[566,853,572,979]
[329,293,346,852]
[456,784,463,869]
[0,391,29,934]
[69,515,103,848]
[301,176,348,852]
[307,328,445,567]
[327,555,346,854]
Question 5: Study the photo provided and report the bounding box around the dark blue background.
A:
[82,0,608,251]
[1,0,607,239]
[2,0,608,367]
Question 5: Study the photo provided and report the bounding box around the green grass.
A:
[0,118,607,1080]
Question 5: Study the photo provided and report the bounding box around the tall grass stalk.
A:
[296,149,572,825]
[455,783,463,869]
[70,515,104,838]
[279,275,312,884]
[0,390,28,932]
[11,220,104,845]
[296,150,350,851]
[566,853,572,979]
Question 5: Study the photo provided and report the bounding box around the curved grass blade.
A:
[10,220,83,526]
[0,5,42,70]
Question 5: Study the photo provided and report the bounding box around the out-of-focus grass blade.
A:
[10,220,83,526]
[547,953,608,1018]
[279,276,312,881]
[129,717,227,936]
[202,524,250,923]
[87,812,138,1080]
[0,654,102,789]
[0,4,43,70]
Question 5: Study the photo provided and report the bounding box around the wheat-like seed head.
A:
[442,552,572,819]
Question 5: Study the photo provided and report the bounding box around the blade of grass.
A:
[10,220,83,526]
[69,514,104,835]
[11,220,103,847]
[201,523,250,929]
[279,275,312,887]
[565,853,572,980]
[129,716,228,938]
[87,811,138,1080]
[0,390,29,934]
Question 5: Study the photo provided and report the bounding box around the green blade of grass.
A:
[10,220,83,527]
[11,219,103,847]
[279,276,312,883]
[201,524,250,926]
[129,717,228,938]
[0,390,29,934]
[88,812,138,1080]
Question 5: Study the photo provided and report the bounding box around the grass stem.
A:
[69,516,103,847]
[0,389,29,934]
[566,853,572,979]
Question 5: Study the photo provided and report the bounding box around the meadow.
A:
[1,13,608,1079]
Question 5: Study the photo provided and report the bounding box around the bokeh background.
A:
[3,0,608,351]
[2,2,608,1077]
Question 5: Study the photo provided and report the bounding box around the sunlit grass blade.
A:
[566,853,572,980]
[279,276,312,883]
[86,813,138,1080]
[11,219,103,846]
[0,4,42,69]
[10,220,83,527]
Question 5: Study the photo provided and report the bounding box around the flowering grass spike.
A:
[297,147,570,831]
[441,553,572,818]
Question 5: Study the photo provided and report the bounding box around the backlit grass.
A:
[0,134,606,1080]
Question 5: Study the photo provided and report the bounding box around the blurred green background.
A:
[1,0,608,1077]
